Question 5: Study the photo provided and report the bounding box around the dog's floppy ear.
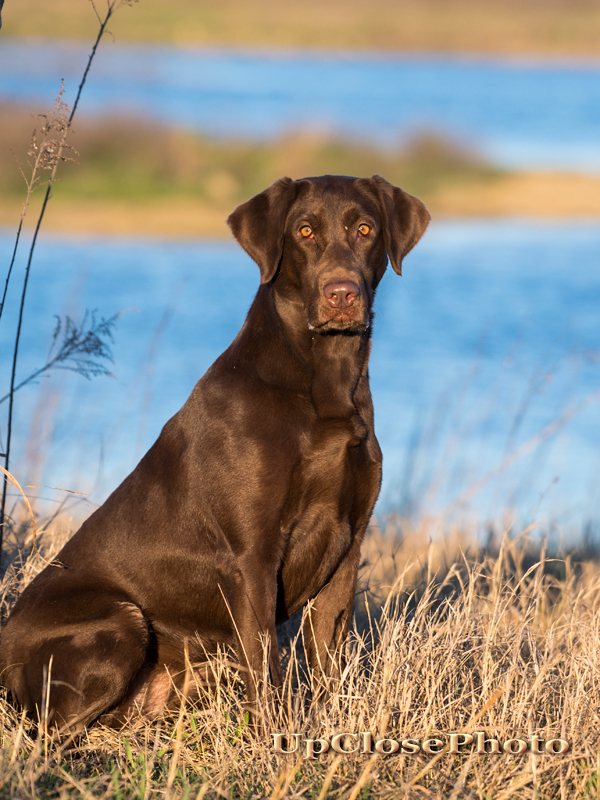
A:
[359,174,430,276]
[227,177,298,284]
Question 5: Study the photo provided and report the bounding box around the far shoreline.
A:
[2,171,600,239]
[4,0,600,60]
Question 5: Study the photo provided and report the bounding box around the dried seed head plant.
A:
[24,83,79,188]
[0,311,119,407]
[0,83,78,325]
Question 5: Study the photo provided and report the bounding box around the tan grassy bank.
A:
[4,0,600,58]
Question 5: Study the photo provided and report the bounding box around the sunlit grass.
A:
[1,513,599,798]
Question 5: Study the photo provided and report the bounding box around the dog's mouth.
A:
[308,311,370,333]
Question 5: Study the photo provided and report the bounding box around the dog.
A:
[0,174,429,731]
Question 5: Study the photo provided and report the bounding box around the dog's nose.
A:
[323,281,360,309]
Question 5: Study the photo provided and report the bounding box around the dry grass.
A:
[4,0,600,57]
[1,513,599,798]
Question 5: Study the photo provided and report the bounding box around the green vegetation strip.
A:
[0,105,498,209]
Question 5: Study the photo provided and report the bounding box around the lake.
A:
[1,40,600,171]
[1,39,599,540]
[0,220,598,541]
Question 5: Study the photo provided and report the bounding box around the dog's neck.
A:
[308,331,371,420]
[271,286,372,420]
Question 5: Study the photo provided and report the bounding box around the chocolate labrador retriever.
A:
[0,174,429,731]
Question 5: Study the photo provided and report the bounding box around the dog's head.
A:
[227,175,430,333]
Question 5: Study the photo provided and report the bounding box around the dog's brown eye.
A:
[358,224,371,236]
[299,225,312,238]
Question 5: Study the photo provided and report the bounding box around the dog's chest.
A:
[277,414,382,614]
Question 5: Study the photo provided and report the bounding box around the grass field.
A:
[3,0,600,57]
[0,515,598,798]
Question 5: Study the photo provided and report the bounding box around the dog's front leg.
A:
[223,567,282,723]
[303,532,363,694]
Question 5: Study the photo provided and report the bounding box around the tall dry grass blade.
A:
[0,465,37,551]
[443,385,600,514]
[315,753,343,800]
[269,753,304,800]
[165,642,193,797]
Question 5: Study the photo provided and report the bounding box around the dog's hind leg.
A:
[1,598,150,733]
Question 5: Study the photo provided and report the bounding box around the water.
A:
[1,221,598,538]
[1,39,599,537]
[1,40,600,172]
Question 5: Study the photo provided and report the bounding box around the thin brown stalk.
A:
[0,1,132,546]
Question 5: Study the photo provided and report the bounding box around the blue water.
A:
[1,222,599,538]
[2,40,600,172]
[1,39,600,537]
